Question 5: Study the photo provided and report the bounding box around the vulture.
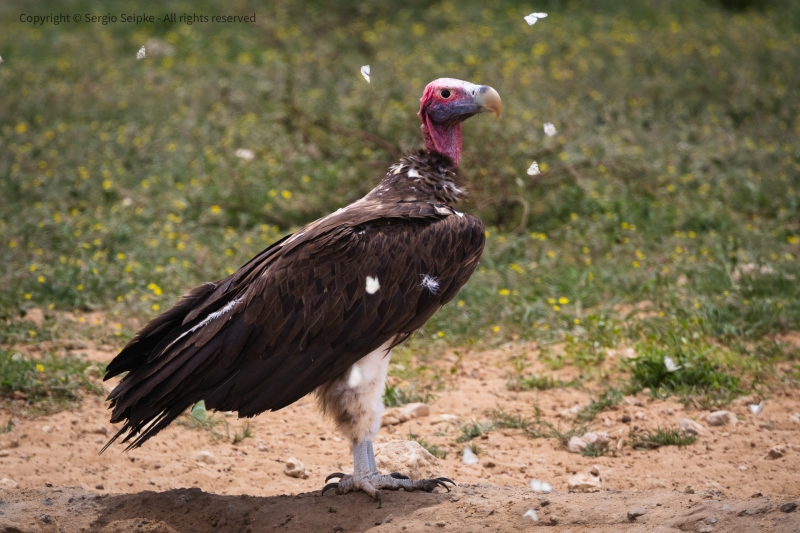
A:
[103,78,501,505]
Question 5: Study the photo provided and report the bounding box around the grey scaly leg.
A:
[322,438,455,508]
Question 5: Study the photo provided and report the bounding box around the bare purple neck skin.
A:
[421,119,462,167]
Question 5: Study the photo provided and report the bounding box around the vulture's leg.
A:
[316,338,455,507]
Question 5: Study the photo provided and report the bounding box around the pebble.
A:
[154,462,161,469]
[627,507,646,520]
[41,425,52,433]
[680,418,707,436]
[381,402,431,426]
[92,424,109,436]
[706,517,717,524]
[790,413,800,424]
[461,446,478,466]
[634,411,646,420]
[483,459,495,468]
[435,521,446,527]
[567,473,602,493]
[191,450,218,465]
[621,415,631,424]
[0,478,18,489]
[698,526,713,533]
[780,502,797,513]
[284,457,309,479]
[684,486,695,494]
[549,515,559,525]
[706,411,736,426]
[590,465,600,476]
[95,484,104,490]
[767,445,785,459]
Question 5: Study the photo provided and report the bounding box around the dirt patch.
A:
[0,344,798,532]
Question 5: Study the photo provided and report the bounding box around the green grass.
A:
[0,347,106,415]
[576,388,624,422]
[409,430,448,459]
[630,427,697,449]
[456,420,492,443]
[507,373,579,391]
[232,422,253,445]
[383,384,436,407]
[1,0,799,413]
[1,418,13,433]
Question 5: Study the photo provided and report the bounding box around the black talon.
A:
[321,482,340,495]
[433,480,451,492]
[389,472,410,480]
[435,477,457,487]
[325,472,346,483]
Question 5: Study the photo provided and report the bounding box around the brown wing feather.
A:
[103,204,484,450]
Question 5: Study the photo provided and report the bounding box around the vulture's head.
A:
[418,78,502,167]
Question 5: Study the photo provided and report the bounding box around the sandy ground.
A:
[1,342,799,532]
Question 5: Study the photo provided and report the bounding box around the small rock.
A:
[634,411,646,420]
[627,507,646,520]
[333,526,344,532]
[95,483,104,490]
[257,440,270,452]
[461,446,478,466]
[191,450,218,465]
[41,425,52,433]
[0,450,8,457]
[706,517,717,524]
[698,526,713,533]
[154,462,161,469]
[435,521,446,527]
[706,411,736,426]
[549,515,558,525]
[751,492,763,498]
[483,459,495,468]
[582,431,609,448]
[375,441,443,479]
[684,486,695,494]
[680,418,707,436]
[767,445,785,459]
[567,436,587,453]
[0,478,18,489]
[590,465,600,476]
[92,424,108,436]
[780,502,797,513]
[284,457,309,479]
[381,402,430,426]
[403,403,430,419]
[25,307,45,326]
[44,482,52,487]
[790,413,800,424]
[567,473,601,493]
[621,415,631,424]
[667,408,675,415]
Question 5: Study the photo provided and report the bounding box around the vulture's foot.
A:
[321,471,454,508]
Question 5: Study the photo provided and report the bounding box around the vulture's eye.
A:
[439,89,452,99]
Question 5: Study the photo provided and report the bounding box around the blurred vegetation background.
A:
[1,0,799,404]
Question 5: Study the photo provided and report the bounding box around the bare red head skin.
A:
[418,78,502,167]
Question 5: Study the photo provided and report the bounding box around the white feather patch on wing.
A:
[161,296,242,354]
[407,168,420,178]
[366,276,381,294]
[420,274,439,294]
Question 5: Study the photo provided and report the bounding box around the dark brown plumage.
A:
[103,150,485,451]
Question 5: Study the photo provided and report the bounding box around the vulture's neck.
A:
[364,151,464,206]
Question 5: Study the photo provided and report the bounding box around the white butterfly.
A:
[543,122,557,137]
[664,355,682,372]
[360,65,370,83]
[523,508,539,521]
[235,148,255,161]
[461,446,478,465]
[524,13,548,26]
[527,161,541,176]
[136,46,146,60]
[748,402,764,415]
[529,479,553,493]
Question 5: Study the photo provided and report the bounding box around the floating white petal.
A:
[461,446,478,465]
[529,479,553,493]
[235,148,255,161]
[748,401,764,415]
[524,13,548,25]
[664,355,682,372]
[544,122,557,137]
[360,65,370,83]
[523,508,539,521]
[527,161,541,176]
[365,276,380,294]
[136,46,146,60]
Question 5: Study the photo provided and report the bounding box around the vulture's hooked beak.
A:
[475,86,502,118]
